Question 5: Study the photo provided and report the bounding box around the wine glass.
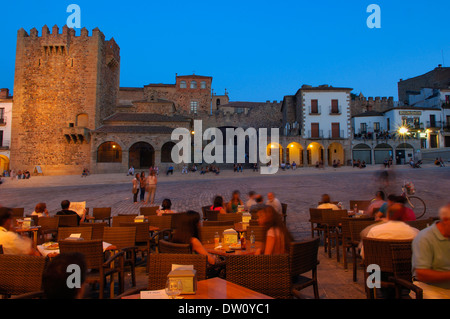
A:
[165,279,183,299]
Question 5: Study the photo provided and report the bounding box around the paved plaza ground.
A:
[1,164,449,298]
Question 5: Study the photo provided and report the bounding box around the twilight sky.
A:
[0,0,449,102]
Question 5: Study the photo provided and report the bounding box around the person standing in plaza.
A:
[145,170,158,205]
[132,173,140,204]
[139,171,146,202]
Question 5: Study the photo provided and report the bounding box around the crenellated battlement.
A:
[18,25,108,41]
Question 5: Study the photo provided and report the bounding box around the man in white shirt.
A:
[317,194,340,211]
[266,192,282,215]
[0,207,40,256]
[245,191,257,211]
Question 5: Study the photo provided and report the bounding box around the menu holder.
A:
[168,264,197,294]
[223,228,238,245]
[242,212,251,224]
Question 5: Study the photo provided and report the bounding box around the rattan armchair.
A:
[57,226,93,242]
[281,203,288,224]
[0,254,48,298]
[246,226,266,242]
[112,215,136,227]
[103,227,137,290]
[57,214,79,227]
[290,238,320,299]
[158,239,192,254]
[140,206,159,216]
[147,215,173,230]
[309,208,329,239]
[116,253,207,298]
[92,207,112,225]
[59,239,124,299]
[405,218,434,231]
[349,200,371,212]
[119,222,151,266]
[348,219,378,282]
[362,238,414,299]
[11,207,25,218]
[204,209,219,221]
[390,243,423,299]
[80,222,107,240]
[202,220,234,227]
[217,212,242,224]
[37,216,59,244]
[199,225,231,243]
[226,254,292,299]
[321,209,348,261]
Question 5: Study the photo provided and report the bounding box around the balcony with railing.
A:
[328,130,345,139]
[0,116,6,126]
[307,130,324,139]
[308,105,321,115]
[443,122,450,131]
[329,105,342,115]
[426,121,442,129]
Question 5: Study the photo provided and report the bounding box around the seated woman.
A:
[226,190,243,213]
[171,211,218,266]
[255,206,293,255]
[156,199,176,216]
[31,202,49,217]
[210,196,227,214]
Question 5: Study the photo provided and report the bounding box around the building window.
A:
[360,123,367,134]
[190,81,197,89]
[97,142,122,163]
[180,81,187,89]
[387,118,390,131]
[200,81,206,89]
[374,122,380,132]
[216,99,221,107]
[236,108,244,114]
[190,101,198,114]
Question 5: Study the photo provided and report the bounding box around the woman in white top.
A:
[31,202,49,217]
[145,170,158,205]
[255,206,292,255]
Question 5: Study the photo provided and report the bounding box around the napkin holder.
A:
[237,205,245,213]
[223,228,238,245]
[242,212,251,224]
[134,215,145,223]
[168,268,197,294]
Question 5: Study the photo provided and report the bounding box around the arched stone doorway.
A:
[286,142,303,166]
[266,142,283,165]
[328,142,344,166]
[97,141,122,163]
[0,155,10,172]
[306,142,324,166]
[129,142,155,169]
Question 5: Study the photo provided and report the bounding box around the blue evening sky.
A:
[0,0,449,102]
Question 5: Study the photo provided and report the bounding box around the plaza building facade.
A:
[0,89,12,173]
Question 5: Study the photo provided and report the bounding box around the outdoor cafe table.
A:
[203,242,263,256]
[412,281,450,299]
[122,277,273,299]
[37,241,117,257]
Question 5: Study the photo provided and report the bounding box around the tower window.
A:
[190,81,197,89]
[190,101,198,114]
[200,81,206,89]
[180,81,187,88]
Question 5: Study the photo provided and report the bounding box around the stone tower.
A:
[10,25,120,175]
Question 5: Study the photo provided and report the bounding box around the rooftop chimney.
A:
[0,88,9,99]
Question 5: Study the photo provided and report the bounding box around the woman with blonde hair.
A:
[256,206,293,255]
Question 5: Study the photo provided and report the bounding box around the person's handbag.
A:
[132,187,138,194]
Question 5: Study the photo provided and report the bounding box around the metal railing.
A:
[328,130,345,139]
[307,130,324,139]
[308,105,321,115]
[426,121,442,128]
[329,105,341,115]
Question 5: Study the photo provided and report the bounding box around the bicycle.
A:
[401,181,426,219]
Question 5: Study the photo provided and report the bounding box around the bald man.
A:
[412,204,450,289]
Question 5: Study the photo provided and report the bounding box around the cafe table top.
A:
[203,241,263,256]
[412,281,450,299]
[37,241,116,257]
[122,277,273,299]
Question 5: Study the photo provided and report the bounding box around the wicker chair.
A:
[37,216,59,244]
[309,208,329,239]
[103,227,137,290]
[362,238,414,299]
[0,254,48,298]
[290,238,320,299]
[201,205,211,220]
[349,200,371,212]
[57,214,79,227]
[147,215,173,230]
[348,218,378,282]
[171,212,187,230]
[405,218,434,231]
[112,215,137,227]
[25,215,39,227]
[140,206,159,216]
[217,212,242,224]
[226,254,292,299]
[57,227,93,242]
[246,226,266,242]
[199,225,231,243]
[80,222,107,240]
[281,203,288,224]
[204,209,219,221]
[321,209,348,261]
[59,239,124,299]
[116,253,208,298]
[92,207,112,225]
[11,207,25,218]
[119,222,151,265]
[340,217,354,269]
[390,243,423,299]
[158,239,192,254]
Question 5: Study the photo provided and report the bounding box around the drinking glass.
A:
[165,279,183,299]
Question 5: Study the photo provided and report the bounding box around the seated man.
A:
[364,191,386,218]
[266,192,282,216]
[166,165,174,176]
[0,207,40,255]
[317,194,340,211]
[388,196,416,221]
[42,252,87,299]
[412,204,450,290]
[56,200,86,226]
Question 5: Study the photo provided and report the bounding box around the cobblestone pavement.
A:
[1,165,449,241]
[1,165,449,299]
